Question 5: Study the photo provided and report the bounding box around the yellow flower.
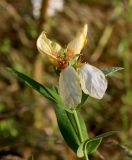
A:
[37,24,107,109]
[37,24,87,69]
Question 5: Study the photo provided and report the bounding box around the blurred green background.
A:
[0,0,132,159]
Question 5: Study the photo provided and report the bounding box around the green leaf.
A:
[77,138,102,158]
[9,68,72,113]
[77,142,85,158]
[52,86,88,152]
[54,105,88,152]
[77,131,118,158]
[77,111,88,140]
[85,138,102,155]
[93,130,118,139]
[9,68,88,152]
[9,68,54,100]
[54,104,79,152]
[102,67,123,76]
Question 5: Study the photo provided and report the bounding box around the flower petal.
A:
[37,32,62,66]
[67,24,88,55]
[59,66,82,108]
[78,64,107,99]
[51,41,62,53]
[37,31,52,55]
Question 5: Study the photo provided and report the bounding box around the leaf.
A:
[77,142,85,157]
[77,131,118,158]
[77,138,102,158]
[9,68,72,113]
[54,104,88,152]
[93,130,118,139]
[85,138,102,155]
[102,67,123,77]
[9,68,54,100]
[9,68,88,152]
[54,104,79,152]
[77,111,88,140]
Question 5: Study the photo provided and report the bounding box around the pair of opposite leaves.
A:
[37,24,107,109]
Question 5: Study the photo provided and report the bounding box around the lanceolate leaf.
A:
[10,68,55,100]
[102,67,123,77]
[54,105,88,152]
[93,130,118,139]
[85,138,102,155]
[77,111,88,140]
[10,68,89,152]
[77,138,102,158]
[54,104,80,152]
[77,131,118,158]
[9,68,72,112]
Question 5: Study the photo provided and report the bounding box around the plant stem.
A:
[84,149,89,160]
[73,110,83,142]
[73,110,89,160]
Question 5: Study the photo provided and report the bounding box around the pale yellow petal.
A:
[78,64,107,99]
[51,41,62,53]
[37,31,52,55]
[67,24,88,55]
[37,32,62,66]
[59,66,82,108]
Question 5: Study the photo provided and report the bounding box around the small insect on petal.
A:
[59,66,82,108]
[67,24,88,55]
[78,64,107,99]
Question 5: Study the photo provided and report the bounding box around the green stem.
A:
[84,141,89,160]
[73,110,89,160]
[84,150,89,160]
[73,110,83,142]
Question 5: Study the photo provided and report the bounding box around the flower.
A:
[37,24,87,69]
[37,24,107,109]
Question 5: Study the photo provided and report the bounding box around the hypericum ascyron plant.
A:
[10,24,123,160]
